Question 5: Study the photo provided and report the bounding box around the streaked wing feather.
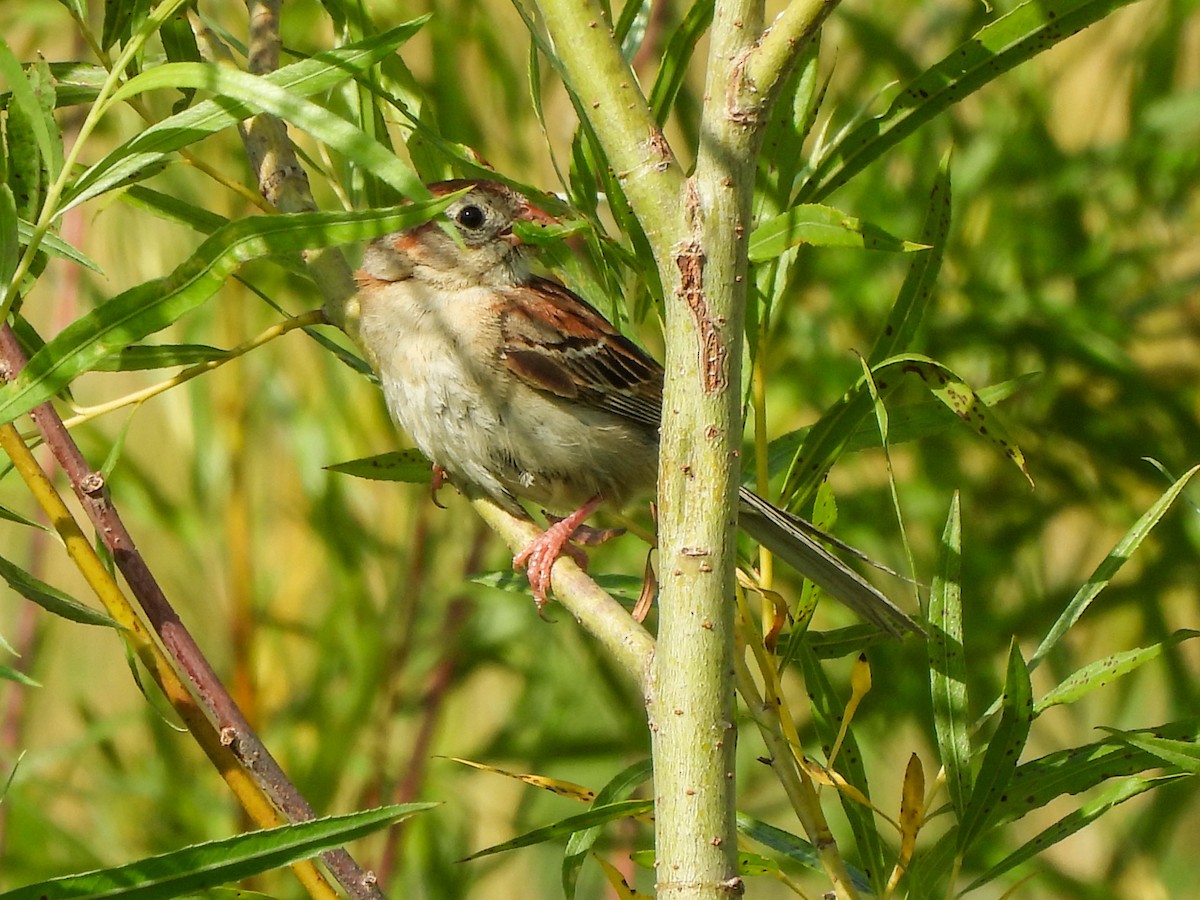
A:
[500,278,663,428]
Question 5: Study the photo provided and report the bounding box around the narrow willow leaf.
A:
[0,199,456,426]
[0,554,118,628]
[473,570,647,602]
[1028,464,1200,671]
[3,67,46,223]
[64,20,429,211]
[800,0,1143,202]
[325,449,431,483]
[0,41,58,187]
[90,343,228,372]
[1035,630,1200,715]
[563,759,653,899]
[460,800,652,862]
[0,664,39,688]
[757,45,821,211]
[53,0,89,22]
[1097,728,1200,773]
[780,355,1030,509]
[0,504,49,531]
[594,854,639,899]
[868,158,951,364]
[757,377,1037,483]
[964,772,1177,891]
[105,63,424,197]
[794,643,887,893]
[614,0,651,61]
[958,641,1033,851]
[0,803,436,900]
[736,814,872,894]
[748,203,927,261]
[120,185,230,235]
[0,186,17,293]
[929,491,972,823]
[16,218,103,272]
[647,0,714,124]
[892,356,1032,485]
[990,717,1200,830]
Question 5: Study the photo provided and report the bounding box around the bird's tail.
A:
[736,487,924,638]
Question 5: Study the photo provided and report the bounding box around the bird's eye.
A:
[455,204,486,230]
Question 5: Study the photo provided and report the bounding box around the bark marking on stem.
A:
[675,241,726,392]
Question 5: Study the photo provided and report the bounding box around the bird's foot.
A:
[514,495,604,614]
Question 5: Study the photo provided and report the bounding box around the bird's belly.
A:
[382,352,655,514]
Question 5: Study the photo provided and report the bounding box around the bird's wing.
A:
[499,277,663,429]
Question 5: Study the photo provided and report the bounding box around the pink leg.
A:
[513,495,604,613]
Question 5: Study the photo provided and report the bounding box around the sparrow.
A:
[353,179,922,638]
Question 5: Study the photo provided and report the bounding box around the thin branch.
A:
[471,498,655,688]
[528,0,689,258]
[739,0,840,112]
[0,323,372,899]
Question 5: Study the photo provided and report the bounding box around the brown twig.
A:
[0,324,380,900]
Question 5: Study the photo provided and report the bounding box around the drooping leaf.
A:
[0,554,118,628]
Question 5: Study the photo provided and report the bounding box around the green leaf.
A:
[0,664,39,688]
[474,570,648,603]
[748,203,927,262]
[736,814,872,894]
[325,449,432,483]
[990,718,1200,832]
[800,0,1144,202]
[91,343,229,372]
[16,218,103,272]
[461,799,652,862]
[104,63,424,197]
[1028,464,1200,671]
[0,803,436,900]
[0,503,49,531]
[119,185,229,235]
[779,355,1031,510]
[0,41,60,187]
[868,158,951,364]
[65,20,430,211]
[958,640,1033,851]
[647,0,714,125]
[0,186,17,294]
[1035,631,1200,715]
[1097,728,1200,774]
[562,759,652,898]
[929,491,972,824]
[964,772,1180,891]
[0,554,118,628]
[0,198,456,426]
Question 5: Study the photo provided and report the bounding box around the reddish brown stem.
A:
[0,323,383,900]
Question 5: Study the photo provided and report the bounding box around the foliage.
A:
[0,0,1197,897]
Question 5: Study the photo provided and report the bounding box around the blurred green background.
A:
[1,0,1198,897]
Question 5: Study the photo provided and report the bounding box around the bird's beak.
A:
[501,199,559,245]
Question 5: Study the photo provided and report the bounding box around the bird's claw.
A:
[513,495,604,614]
